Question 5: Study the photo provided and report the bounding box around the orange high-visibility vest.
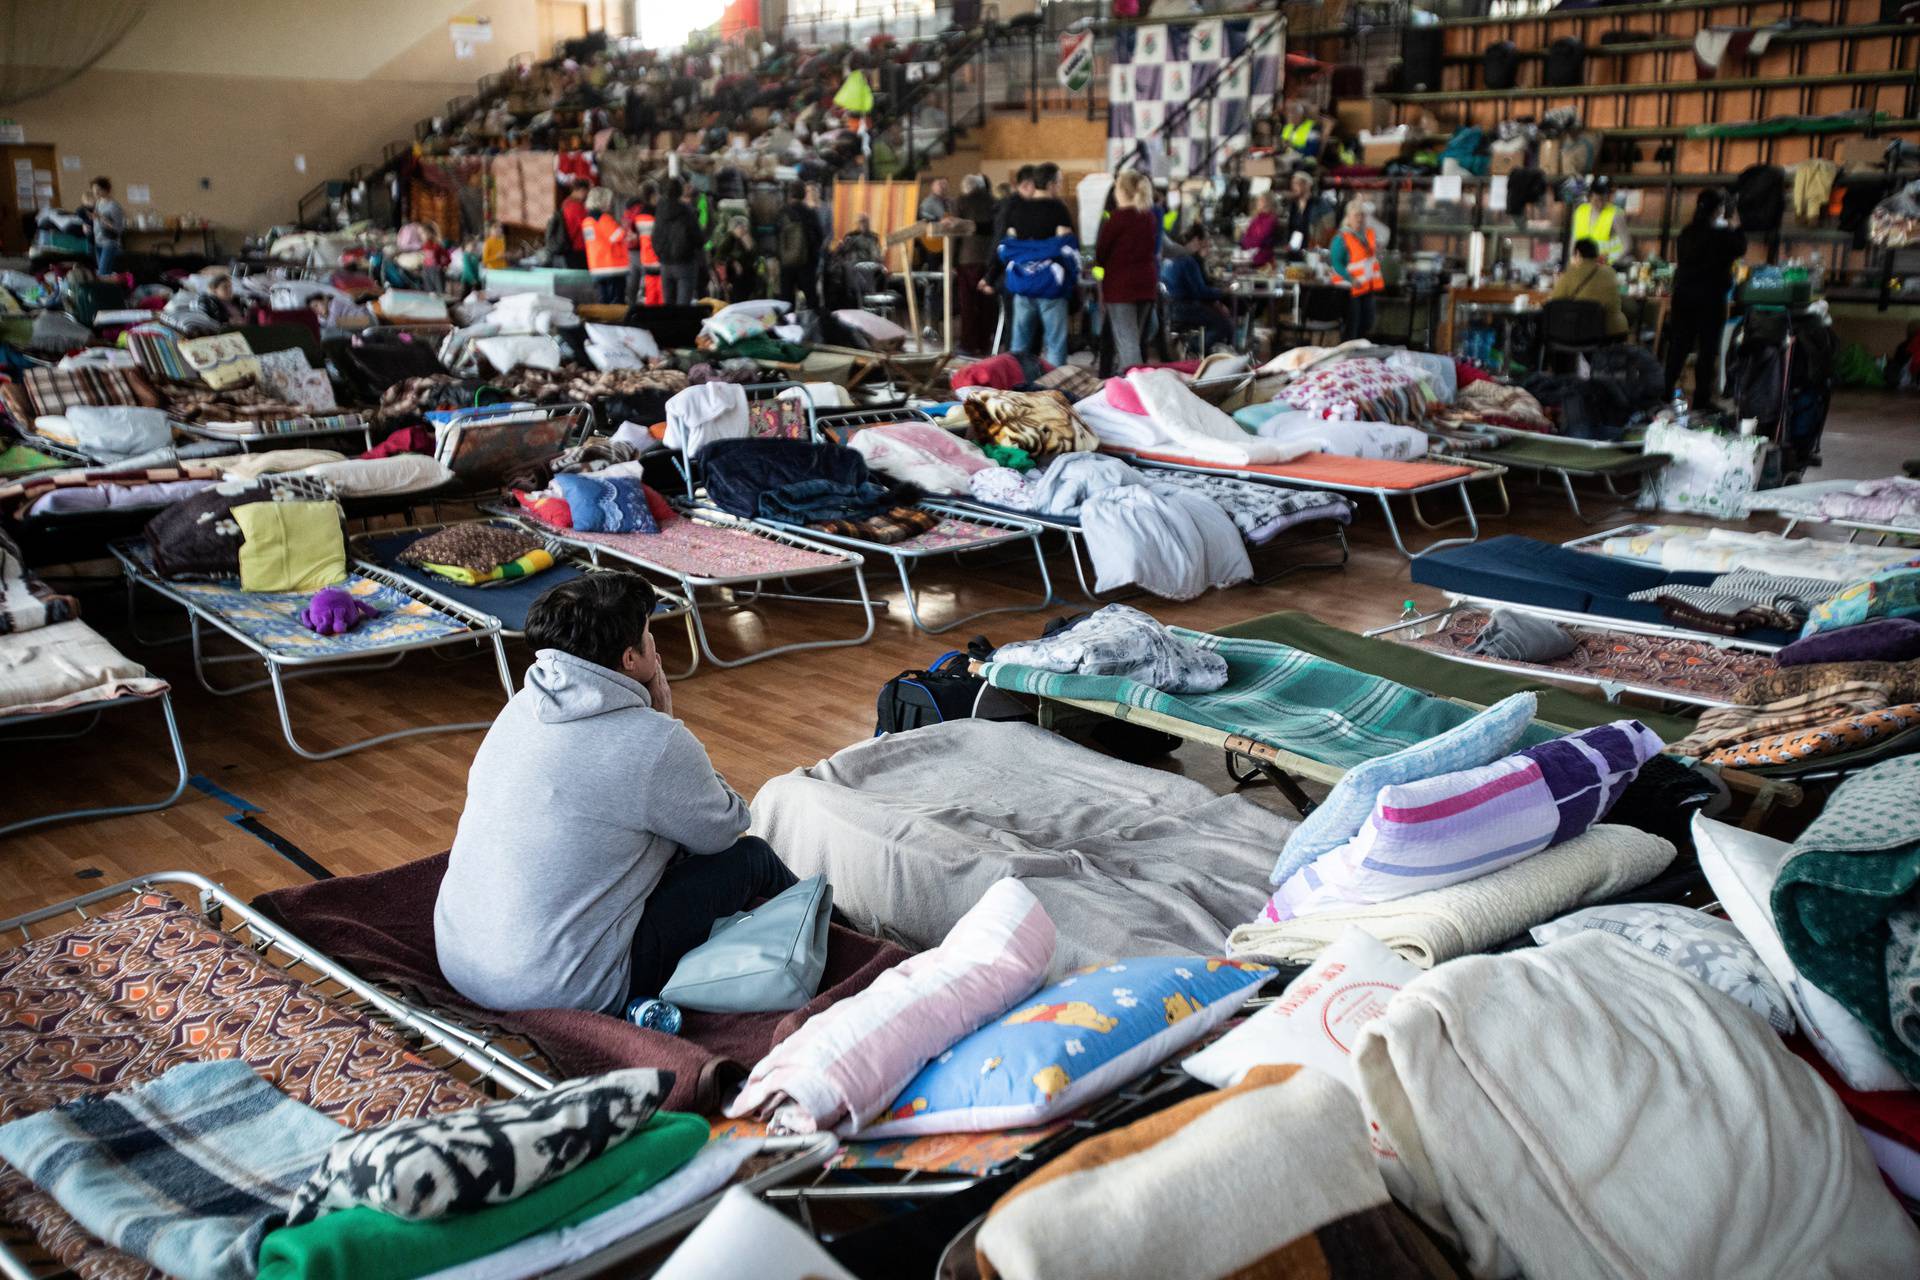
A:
[583,212,629,272]
[632,214,663,305]
[1338,227,1383,295]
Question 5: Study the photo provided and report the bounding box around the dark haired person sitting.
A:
[434,573,796,1014]
[1550,237,1628,340]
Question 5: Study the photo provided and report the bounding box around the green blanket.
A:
[254,1112,708,1280]
[982,627,1563,771]
[712,334,810,364]
[1490,438,1651,474]
[0,444,64,477]
[1773,757,1920,1085]
[1215,610,1696,742]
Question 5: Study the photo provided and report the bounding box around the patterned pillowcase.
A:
[1532,904,1795,1034]
[1273,692,1538,886]
[395,522,546,575]
[1801,565,1920,639]
[858,956,1274,1139]
[1034,364,1102,402]
[1267,719,1663,921]
[283,1067,673,1226]
[552,473,659,535]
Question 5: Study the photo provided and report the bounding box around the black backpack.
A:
[1544,37,1585,87]
[1400,27,1445,93]
[874,649,988,735]
[1482,40,1520,90]
[1733,163,1787,234]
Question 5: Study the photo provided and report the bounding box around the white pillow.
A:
[1693,814,1910,1092]
[1182,927,1414,1095]
[474,335,564,374]
[300,454,453,497]
[583,322,661,370]
[52,405,171,461]
[376,290,450,323]
[1532,903,1795,1034]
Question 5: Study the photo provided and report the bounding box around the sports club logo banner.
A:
[1106,13,1284,179]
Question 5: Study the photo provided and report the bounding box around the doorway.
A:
[0,143,60,256]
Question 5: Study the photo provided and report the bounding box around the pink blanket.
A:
[726,879,1055,1135]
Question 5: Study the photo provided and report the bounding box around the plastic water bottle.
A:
[624,998,682,1035]
[1670,388,1689,426]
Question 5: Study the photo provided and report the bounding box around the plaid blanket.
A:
[982,628,1560,770]
[0,526,76,635]
[0,464,223,520]
[811,505,941,544]
[0,1060,343,1280]
[22,366,154,419]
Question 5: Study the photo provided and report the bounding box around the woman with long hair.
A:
[1665,187,1747,404]
[1095,169,1162,372]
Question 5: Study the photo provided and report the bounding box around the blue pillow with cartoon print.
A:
[858,955,1274,1139]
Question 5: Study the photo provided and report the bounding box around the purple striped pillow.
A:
[1263,720,1664,922]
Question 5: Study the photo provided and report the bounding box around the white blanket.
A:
[0,621,167,717]
[1225,825,1674,967]
[662,382,749,456]
[1597,524,1915,582]
[1354,932,1920,1279]
[1074,370,1311,466]
[1080,482,1253,600]
[750,720,1293,978]
[1243,408,1427,460]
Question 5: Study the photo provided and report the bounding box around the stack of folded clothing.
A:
[1627,568,1840,635]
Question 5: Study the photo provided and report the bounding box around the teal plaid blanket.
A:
[0,1060,343,1280]
[982,628,1560,770]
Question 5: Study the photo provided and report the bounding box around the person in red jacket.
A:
[559,180,590,269]
[1095,169,1162,373]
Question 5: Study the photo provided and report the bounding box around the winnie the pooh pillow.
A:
[859,955,1274,1138]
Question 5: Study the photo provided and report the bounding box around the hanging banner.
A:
[1057,29,1095,93]
[1107,13,1284,180]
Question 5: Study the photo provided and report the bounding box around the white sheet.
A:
[1244,408,1427,460]
[1080,482,1253,600]
[1114,368,1312,465]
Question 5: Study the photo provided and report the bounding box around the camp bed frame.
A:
[347,518,701,682]
[484,505,879,670]
[1745,484,1920,547]
[1477,434,1669,523]
[0,874,837,1280]
[799,407,1058,633]
[0,688,189,839]
[1421,586,1785,657]
[171,412,376,453]
[1363,606,1753,710]
[112,540,516,761]
[1107,447,1511,560]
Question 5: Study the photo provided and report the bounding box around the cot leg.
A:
[687,566,879,667]
[0,694,191,839]
[264,661,494,761]
[1782,518,1800,537]
[1388,478,1494,559]
[489,634,516,699]
[125,575,193,647]
[894,533,1057,635]
[1224,749,1317,817]
[666,595,702,682]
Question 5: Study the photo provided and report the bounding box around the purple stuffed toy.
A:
[299,586,379,636]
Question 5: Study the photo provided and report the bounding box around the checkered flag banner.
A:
[1108,13,1284,180]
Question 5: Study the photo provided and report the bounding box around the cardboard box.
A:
[1362,139,1407,166]
[1489,147,1525,176]
[1334,98,1394,136]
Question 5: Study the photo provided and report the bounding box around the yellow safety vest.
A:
[1283,120,1316,150]
[1572,203,1620,259]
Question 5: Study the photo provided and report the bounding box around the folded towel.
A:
[1226,824,1675,967]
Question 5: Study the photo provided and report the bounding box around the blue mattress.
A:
[1410,535,1796,645]
[362,529,584,635]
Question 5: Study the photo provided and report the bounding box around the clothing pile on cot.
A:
[16,579,1920,1278]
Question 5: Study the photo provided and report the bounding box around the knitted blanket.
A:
[1226,824,1675,966]
[974,1064,1454,1280]
[1774,757,1920,1084]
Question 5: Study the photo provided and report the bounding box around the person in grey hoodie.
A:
[434,573,796,1014]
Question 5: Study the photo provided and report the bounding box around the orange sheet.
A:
[1102,446,1476,490]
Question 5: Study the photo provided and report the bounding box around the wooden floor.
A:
[5,391,1913,918]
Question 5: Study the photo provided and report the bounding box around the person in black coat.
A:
[1664,188,1748,405]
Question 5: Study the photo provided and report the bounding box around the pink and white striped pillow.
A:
[1264,720,1663,921]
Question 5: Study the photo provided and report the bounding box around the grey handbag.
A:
[660,875,833,1013]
